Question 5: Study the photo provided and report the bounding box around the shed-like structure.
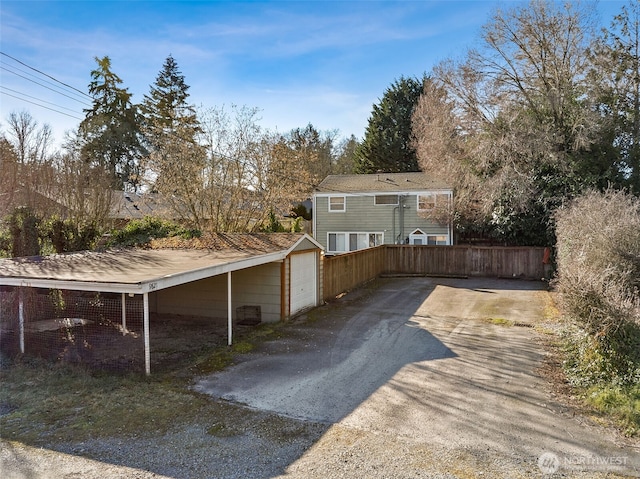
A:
[0,233,323,374]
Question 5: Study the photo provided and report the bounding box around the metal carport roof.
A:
[0,233,321,294]
[0,233,323,374]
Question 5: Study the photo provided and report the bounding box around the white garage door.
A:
[290,252,317,314]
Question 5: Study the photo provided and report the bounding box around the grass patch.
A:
[207,422,240,437]
[187,322,287,375]
[0,357,247,444]
[485,317,514,327]
[558,325,640,437]
[584,384,640,437]
[231,341,255,354]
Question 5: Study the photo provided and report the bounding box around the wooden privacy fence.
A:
[323,245,546,301]
[322,247,386,300]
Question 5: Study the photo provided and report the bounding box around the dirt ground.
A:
[2,277,639,478]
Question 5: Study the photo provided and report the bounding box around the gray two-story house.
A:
[313,173,454,254]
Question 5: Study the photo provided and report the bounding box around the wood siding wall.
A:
[155,262,283,322]
[314,194,451,250]
[323,245,546,301]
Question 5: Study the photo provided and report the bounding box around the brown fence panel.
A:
[323,245,546,301]
[383,245,546,279]
[322,247,385,301]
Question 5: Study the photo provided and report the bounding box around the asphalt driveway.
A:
[196,277,640,477]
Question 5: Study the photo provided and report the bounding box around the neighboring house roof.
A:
[0,233,322,294]
[315,173,451,194]
[110,191,175,220]
[0,186,70,219]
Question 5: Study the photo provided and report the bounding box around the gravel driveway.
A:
[2,277,639,478]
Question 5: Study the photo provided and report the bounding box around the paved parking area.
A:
[196,277,640,477]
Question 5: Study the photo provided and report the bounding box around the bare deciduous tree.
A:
[56,131,114,230]
[152,105,311,232]
[413,0,604,244]
[4,110,53,164]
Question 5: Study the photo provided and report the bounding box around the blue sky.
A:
[0,1,627,148]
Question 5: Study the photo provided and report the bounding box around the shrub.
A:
[43,216,100,253]
[555,189,640,385]
[108,217,200,248]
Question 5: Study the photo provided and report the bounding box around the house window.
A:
[409,229,427,245]
[374,194,398,205]
[427,235,448,245]
[409,229,449,245]
[369,233,383,247]
[329,196,346,212]
[328,232,383,253]
[418,194,436,211]
[417,193,450,211]
[328,233,346,252]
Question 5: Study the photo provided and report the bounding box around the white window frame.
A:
[328,196,346,212]
[328,233,346,252]
[409,229,449,245]
[327,232,384,253]
[417,192,451,212]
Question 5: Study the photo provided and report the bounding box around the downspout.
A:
[399,195,406,244]
[393,205,398,244]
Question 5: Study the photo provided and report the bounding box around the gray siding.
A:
[154,262,282,322]
[314,193,450,250]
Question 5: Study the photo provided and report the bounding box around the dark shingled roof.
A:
[315,173,451,194]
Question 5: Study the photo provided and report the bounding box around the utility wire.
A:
[1,66,92,107]
[0,89,84,121]
[0,86,84,116]
[0,51,92,100]
[0,59,91,106]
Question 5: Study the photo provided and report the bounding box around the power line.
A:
[0,86,84,116]
[0,89,84,121]
[0,59,91,106]
[1,66,92,107]
[0,51,92,100]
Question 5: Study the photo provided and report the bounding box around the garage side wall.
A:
[153,262,283,322]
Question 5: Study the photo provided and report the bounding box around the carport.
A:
[0,233,323,375]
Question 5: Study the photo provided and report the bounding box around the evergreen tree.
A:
[287,123,335,185]
[142,55,200,138]
[354,76,427,173]
[142,55,204,195]
[333,134,360,174]
[79,56,146,191]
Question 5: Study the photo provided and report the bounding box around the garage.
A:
[290,251,318,315]
[0,233,323,375]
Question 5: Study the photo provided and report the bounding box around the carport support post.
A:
[143,292,150,375]
[121,293,127,335]
[18,288,24,354]
[227,271,232,346]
